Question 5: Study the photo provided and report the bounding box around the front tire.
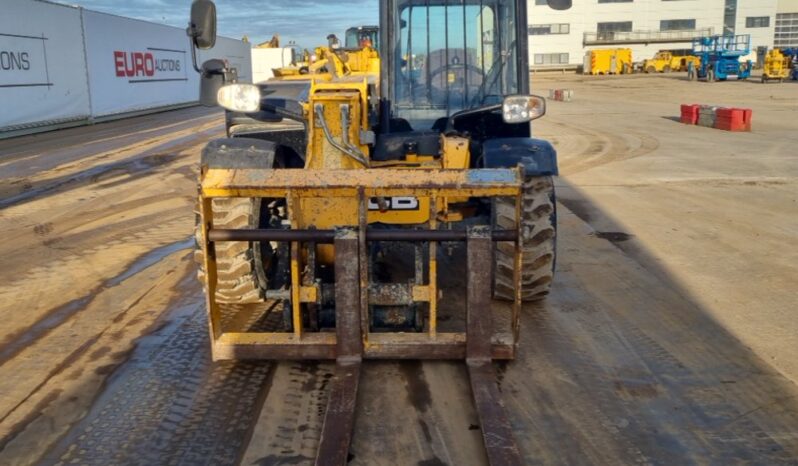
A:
[195,198,268,303]
[492,176,557,301]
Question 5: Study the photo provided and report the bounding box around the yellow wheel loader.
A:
[643,51,699,73]
[189,0,571,464]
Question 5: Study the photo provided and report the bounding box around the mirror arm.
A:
[189,34,203,74]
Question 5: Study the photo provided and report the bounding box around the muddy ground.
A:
[0,74,796,465]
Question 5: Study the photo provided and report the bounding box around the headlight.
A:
[216,84,261,113]
[502,95,546,124]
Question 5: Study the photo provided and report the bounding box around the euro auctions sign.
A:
[0,32,51,88]
[113,49,186,83]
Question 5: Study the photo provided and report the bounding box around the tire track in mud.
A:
[0,109,241,464]
[499,215,798,464]
[0,108,220,175]
[241,361,334,466]
[39,295,274,466]
[0,124,219,211]
[0,237,193,368]
[0,217,193,350]
[538,119,660,175]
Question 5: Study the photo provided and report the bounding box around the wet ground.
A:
[0,74,797,465]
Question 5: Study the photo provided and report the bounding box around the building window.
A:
[660,19,696,31]
[746,17,770,28]
[534,53,570,65]
[597,21,633,33]
[534,0,548,4]
[529,23,570,35]
[775,13,798,47]
[598,0,633,3]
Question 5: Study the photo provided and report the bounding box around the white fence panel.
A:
[0,0,91,131]
[82,10,199,117]
[251,48,293,83]
[83,10,253,118]
[1,2,252,135]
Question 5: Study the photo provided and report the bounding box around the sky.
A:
[62,0,379,49]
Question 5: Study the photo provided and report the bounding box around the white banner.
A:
[83,10,252,117]
[1,2,251,133]
[82,10,197,117]
[0,0,90,130]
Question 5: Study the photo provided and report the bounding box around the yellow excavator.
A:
[188,0,570,464]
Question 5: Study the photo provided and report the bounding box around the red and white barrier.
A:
[679,104,752,132]
[548,89,573,102]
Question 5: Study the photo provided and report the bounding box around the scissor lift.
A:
[689,34,752,82]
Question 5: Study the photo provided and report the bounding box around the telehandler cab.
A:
[188,0,570,463]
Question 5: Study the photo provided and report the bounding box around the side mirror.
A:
[189,0,217,49]
[547,0,572,10]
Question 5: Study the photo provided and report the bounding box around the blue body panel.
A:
[482,138,559,177]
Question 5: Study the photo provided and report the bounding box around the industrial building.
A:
[528,0,798,69]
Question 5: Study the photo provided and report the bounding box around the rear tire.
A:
[492,176,556,302]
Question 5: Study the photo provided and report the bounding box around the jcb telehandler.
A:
[189,0,570,464]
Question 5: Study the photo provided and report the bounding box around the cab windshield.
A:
[392,0,520,130]
[345,27,380,49]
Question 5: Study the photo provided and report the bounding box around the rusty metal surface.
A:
[466,228,523,465]
[201,167,522,199]
[466,227,495,362]
[315,362,361,466]
[315,231,363,465]
[332,230,363,360]
[208,228,518,243]
[468,362,523,466]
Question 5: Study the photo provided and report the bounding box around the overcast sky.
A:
[63,0,378,49]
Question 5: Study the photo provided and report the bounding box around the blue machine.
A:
[782,48,798,80]
[688,35,752,82]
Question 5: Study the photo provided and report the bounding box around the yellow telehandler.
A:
[188,0,571,463]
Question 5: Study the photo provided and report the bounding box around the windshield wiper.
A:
[469,39,516,108]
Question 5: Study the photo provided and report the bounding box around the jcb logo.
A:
[368,197,420,211]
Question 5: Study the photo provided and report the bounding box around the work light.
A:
[216,84,261,113]
[502,95,546,124]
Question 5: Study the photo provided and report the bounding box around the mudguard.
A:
[482,137,559,177]
[201,138,277,170]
